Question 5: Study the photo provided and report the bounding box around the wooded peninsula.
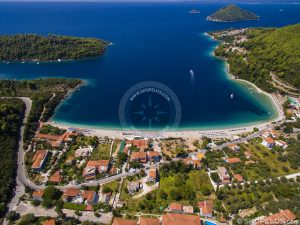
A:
[0,34,109,62]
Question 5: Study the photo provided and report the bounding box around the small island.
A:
[207,4,259,22]
[0,34,109,62]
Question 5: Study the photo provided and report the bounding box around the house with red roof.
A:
[112,217,136,225]
[48,171,62,184]
[262,137,275,149]
[252,209,297,225]
[233,174,244,182]
[147,151,161,162]
[31,150,49,172]
[131,152,147,163]
[83,160,110,179]
[32,189,44,201]
[198,200,213,218]
[225,157,241,164]
[139,217,160,225]
[162,213,200,225]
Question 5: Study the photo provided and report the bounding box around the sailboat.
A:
[230,93,234,99]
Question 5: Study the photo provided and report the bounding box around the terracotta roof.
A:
[86,160,110,167]
[198,200,213,215]
[127,139,148,148]
[112,217,136,225]
[263,137,275,144]
[49,171,62,183]
[32,189,44,198]
[63,188,80,197]
[162,213,200,225]
[257,209,296,225]
[226,158,241,164]
[36,133,61,141]
[169,203,183,211]
[140,217,160,225]
[82,190,95,202]
[42,219,56,225]
[233,174,244,182]
[85,204,93,211]
[149,169,157,179]
[147,151,160,158]
[32,150,48,169]
[131,152,147,160]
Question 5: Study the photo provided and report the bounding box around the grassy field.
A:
[103,180,119,194]
[90,144,111,160]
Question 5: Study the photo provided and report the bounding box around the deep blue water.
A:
[0,2,299,130]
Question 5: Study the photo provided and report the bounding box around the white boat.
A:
[230,93,234,99]
[36,62,39,65]
[57,58,62,62]
[189,9,200,14]
[190,69,194,76]
[21,61,25,64]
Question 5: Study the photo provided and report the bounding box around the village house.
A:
[42,219,56,225]
[31,150,49,172]
[262,137,275,149]
[127,139,149,150]
[83,160,110,179]
[262,129,280,139]
[217,167,230,184]
[183,205,194,214]
[225,157,241,164]
[139,217,160,225]
[112,218,136,225]
[198,200,213,218]
[244,151,252,159]
[148,168,159,183]
[74,146,93,158]
[162,213,201,225]
[233,174,244,182]
[275,140,288,149]
[147,151,161,162]
[252,209,297,225]
[228,143,240,151]
[32,189,44,201]
[62,188,98,205]
[131,152,147,163]
[101,192,112,204]
[168,203,183,213]
[127,181,142,194]
[62,188,80,202]
[48,171,62,184]
[183,158,201,169]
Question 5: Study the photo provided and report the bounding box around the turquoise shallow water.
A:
[0,2,299,130]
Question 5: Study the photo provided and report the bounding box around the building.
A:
[75,146,93,158]
[147,151,161,162]
[101,192,111,204]
[83,160,110,179]
[198,200,213,217]
[225,157,241,164]
[32,189,44,201]
[127,139,149,150]
[183,158,201,169]
[131,152,147,163]
[62,188,80,202]
[48,171,62,184]
[275,140,288,149]
[228,143,240,151]
[217,167,230,184]
[233,174,244,182]
[139,217,160,225]
[112,217,136,225]
[127,181,141,194]
[262,137,275,149]
[252,209,297,225]
[168,203,183,212]
[148,168,159,182]
[183,205,194,214]
[31,150,49,171]
[244,151,252,159]
[42,219,56,225]
[162,213,201,225]
[82,190,98,204]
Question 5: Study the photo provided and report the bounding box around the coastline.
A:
[48,31,284,139]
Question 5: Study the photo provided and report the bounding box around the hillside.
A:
[211,23,300,92]
[0,99,25,217]
[207,4,259,22]
[0,34,108,62]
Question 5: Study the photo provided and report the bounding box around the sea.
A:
[0,2,299,131]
